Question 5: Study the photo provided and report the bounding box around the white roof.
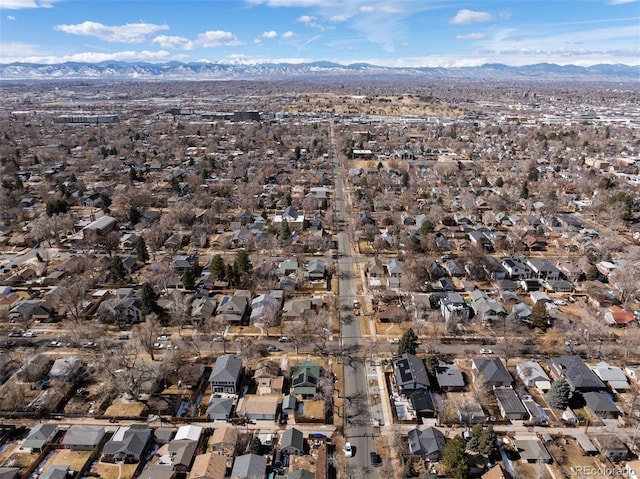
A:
[175,424,202,442]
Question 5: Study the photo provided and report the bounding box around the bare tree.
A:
[136,313,162,361]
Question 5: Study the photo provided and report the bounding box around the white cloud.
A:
[455,32,487,41]
[379,5,401,13]
[0,0,60,9]
[297,14,325,29]
[196,30,244,47]
[152,35,194,50]
[449,9,494,25]
[262,30,278,38]
[0,49,183,64]
[254,38,262,44]
[359,5,374,12]
[6,15,16,20]
[55,21,169,44]
[330,14,348,22]
[282,30,296,39]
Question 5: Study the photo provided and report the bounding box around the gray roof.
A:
[547,356,606,391]
[583,391,620,415]
[41,465,70,479]
[513,438,552,463]
[231,453,267,479]
[206,397,234,419]
[494,387,528,415]
[280,427,304,452]
[23,423,58,450]
[435,361,465,389]
[209,355,243,385]
[62,425,105,448]
[472,357,513,386]
[407,427,446,456]
[516,360,550,387]
[102,425,152,459]
[393,353,430,390]
[0,468,19,479]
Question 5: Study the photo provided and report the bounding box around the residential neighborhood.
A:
[0,76,638,479]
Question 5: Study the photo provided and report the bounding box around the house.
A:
[407,427,446,461]
[482,465,509,479]
[179,362,206,389]
[583,391,621,418]
[592,435,629,461]
[8,300,52,324]
[521,395,549,425]
[494,387,528,421]
[392,353,430,395]
[158,439,198,474]
[512,437,552,464]
[516,361,551,389]
[209,355,243,394]
[458,402,487,424]
[434,361,465,392]
[470,290,506,323]
[500,258,530,280]
[22,423,58,452]
[253,361,280,389]
[440,292,470,323]
[282,394,296,416]
[306,259,325,281]
[102,425,152,462]
[250,292,281,324]
[62,425,106,450]
[278,258,299,276]
[83,215,117,239]
[189,453,227,479]
[280,427,305,455]
[290,361,321,397]
[96,296,143,324]
[282,298,314,319]
[592,362,630,391]
[386,259,403,277]
[40,465,71,479]
[49,356,84,382]
[215,294,248,324]
[206,397,234,421]
[230,453,267,479]
[604,306,635,327]
[409,389,437,418]
[191,297,217,327]
[472,357,513,389]
[0,468,19,479]
[209,427,238,456]
[526,258,561,281]
[547,356,606,392]
[236,395,279,422]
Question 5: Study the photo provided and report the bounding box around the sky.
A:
[0,0,639,67]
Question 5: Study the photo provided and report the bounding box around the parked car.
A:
[267,345,281,352]
[8,331,22,337]
[213,336,226,342]
[370,451,381,466]
[278,336,290,343]
[480,348,493,354]
[23,331,36,338]
[47,340,62,347]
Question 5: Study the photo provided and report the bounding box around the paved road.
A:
[332,124,378,478]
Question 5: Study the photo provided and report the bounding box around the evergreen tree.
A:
[468,424,498,456]
[128,205,141,224]
[249,437,262,455]
[234,249,252,274]
[109,256,127,283]
[45,198,69,217]
[140,282,160,317]
[100,192,112,213]
[520,182,529,199]
[442,435,470,479]
[529,301,549,331]
[182,268,195,290]
[136,237,150,262]
[546,378,571,409]
[398,328,418,355]
[209,254,226,280]
[586,264,599,281]
[280,218,291,241]
[419,219,435,235]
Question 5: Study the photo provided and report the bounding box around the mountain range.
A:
[0,61,638,82]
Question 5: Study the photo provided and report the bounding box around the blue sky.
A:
[1,0,638,66]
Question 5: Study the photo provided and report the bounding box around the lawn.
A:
[47,449,92,471]
[104,396,148,417]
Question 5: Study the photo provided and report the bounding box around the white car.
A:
[343,442,353,457]
[480,348,493,354]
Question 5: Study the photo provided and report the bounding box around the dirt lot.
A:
[45,449,92,471]
[91,460,138,479]
[104,396,147,418]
